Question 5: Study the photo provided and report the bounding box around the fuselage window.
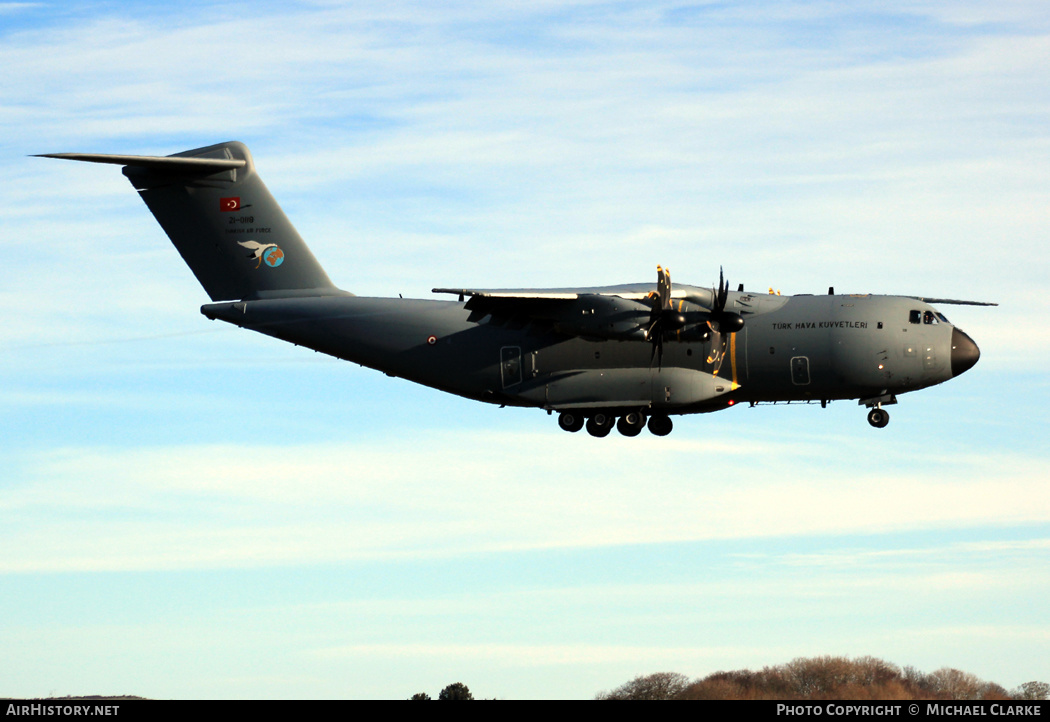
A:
[909,310,921,324]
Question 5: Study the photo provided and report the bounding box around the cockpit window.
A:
[923,310,938,325]
[936,312,950,324]
[909,310,921,324]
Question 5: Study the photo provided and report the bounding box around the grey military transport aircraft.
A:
[39,141,993,437]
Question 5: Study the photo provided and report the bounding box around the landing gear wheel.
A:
[867,408,890,428]
[617,412,646,437]
[558,411,585,433]
[647,414,673,437]
[586,413,614,438]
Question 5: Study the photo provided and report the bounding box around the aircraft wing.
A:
[432,283,712,304]
[431,287,659,339]
[907,297,999,306]
[433,288,581,301]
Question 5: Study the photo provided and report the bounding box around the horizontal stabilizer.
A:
[34,152,245,173]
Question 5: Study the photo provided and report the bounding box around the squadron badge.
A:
[238,240,285,269]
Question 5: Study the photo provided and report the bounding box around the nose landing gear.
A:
[867,407,890,428]
[861,394,896,429]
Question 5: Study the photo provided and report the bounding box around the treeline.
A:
[596,656,1050,700]
[409,682,474,700]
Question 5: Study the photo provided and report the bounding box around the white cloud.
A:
[0,2,41,13]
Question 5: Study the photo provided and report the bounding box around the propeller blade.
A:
[645,316,661,341]
[716,267,729,312]
[649,335,663,369]
[657,265,671,310]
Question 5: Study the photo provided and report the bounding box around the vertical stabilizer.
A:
[41,141,343,301]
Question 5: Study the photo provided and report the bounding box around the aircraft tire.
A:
[617,413,645,437]
[558,411,585,433]
[586,414,614,438]
[867,408,890,428]
[647,414,673,436]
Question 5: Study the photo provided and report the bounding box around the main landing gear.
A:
[558,411,673,437]
[557,411,585,433]
[585,413,614,437]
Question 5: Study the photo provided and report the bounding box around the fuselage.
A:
[202,289,980,418]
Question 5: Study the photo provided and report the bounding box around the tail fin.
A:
[39,141,344,301]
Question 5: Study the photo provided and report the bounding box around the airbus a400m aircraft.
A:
[40,141,992,437]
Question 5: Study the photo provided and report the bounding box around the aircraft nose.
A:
[951,327,980,377]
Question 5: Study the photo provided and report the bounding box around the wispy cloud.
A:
[309,641,768,667]
[3,432,1047,572]
[7,2,1042,328]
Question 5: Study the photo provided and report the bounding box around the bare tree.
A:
[596,672,691,700]
[1016,681,1050,701]
[784,656,856,698]
[929,668,983,700]
[851,656,902,688]
[677,678,748,700]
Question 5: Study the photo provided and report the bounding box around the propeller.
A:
[645,266,686,368]
[644,266,744,368]
[702,268,745,373]
[706,268,745,334]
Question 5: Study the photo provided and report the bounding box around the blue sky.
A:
[2,0,1048,700]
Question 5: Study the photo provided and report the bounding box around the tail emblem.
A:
[238,240,285,268]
